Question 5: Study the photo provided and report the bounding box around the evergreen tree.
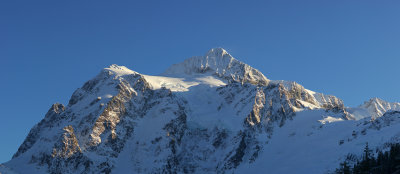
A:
[336,161,351,174]
[360,142,373,173]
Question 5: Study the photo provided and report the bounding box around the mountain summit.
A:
[2,48,400,174]
[163,48,269,85]
[348,97,400,120]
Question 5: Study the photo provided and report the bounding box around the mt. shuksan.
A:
[2,48,400,174]
[163,48,269,86]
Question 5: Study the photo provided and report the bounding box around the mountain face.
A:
[2,48,400,174]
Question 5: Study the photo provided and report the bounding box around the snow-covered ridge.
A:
[91,50,347,115]
[102,64,227,92]
[105,65,342,114]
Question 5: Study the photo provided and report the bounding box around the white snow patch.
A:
[103,94,113,98]
[105,64,138,76]
[319,116,344,124]
[142,74,226,92]
[304,89,316,95]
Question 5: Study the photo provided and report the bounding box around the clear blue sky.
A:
[1,0,400,163]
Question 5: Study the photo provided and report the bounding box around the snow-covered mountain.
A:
[2,48,400,174]
[348,97,400,120]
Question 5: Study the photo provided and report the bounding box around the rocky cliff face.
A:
[3,48,397,174]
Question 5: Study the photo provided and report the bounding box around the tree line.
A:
[336,143,400,174]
